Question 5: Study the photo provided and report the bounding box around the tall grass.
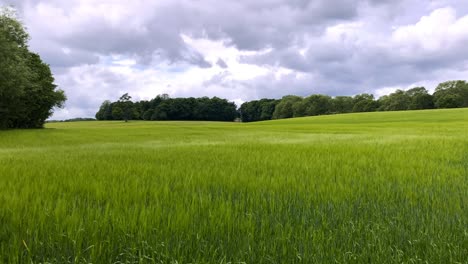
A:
[0,109,467,263]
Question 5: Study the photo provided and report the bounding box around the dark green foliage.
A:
[240,99,278,122]
[433,81,468,109]
[98,79,468,123]
[293,94,333,117]
[378,90,410,111]
[352,94,379,113]
[406,87,434,110]
[194,97,238,121]
[142,109,154,120]
[97,78,467,123]
[0,9,66,129]
[379,87,434,111]
[96,95,238,122]
[118,93,132,122]
[152,100,171,120]
[331,96,354,113]
[0,17,29,128]
[111,106,124,120]
[272,95,303,119]
[17,53,66,128]
[258,100,277,120]
[95,100,113,120]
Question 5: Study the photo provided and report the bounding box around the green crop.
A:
[0,109,467,263]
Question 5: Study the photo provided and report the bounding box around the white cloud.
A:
[392,7,468,54]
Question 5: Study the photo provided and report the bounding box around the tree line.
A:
[96,80,468,123]
[95,94,238,122]
[0,8,66,129]
[240,81,468,122]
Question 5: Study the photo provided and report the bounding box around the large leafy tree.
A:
[95,100,113,120]
[240,99,278,122]
[272,95,302,119]
[352,94,379,113]
[433,81,468,109]
[293,94,333,117]
[332,96,354,113]
[406,87,434,110]
[378,88,434,111]
[0,8,30,128]
[118,93,132,122]
[0,8,66,129]
[378,90,410,111]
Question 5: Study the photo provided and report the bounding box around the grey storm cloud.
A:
[2,0,468,119]
[10,0,397,66]
[216,59,228,69]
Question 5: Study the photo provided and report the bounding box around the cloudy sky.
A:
[2,0,468,119]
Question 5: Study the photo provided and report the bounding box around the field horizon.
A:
[1,108,467,263]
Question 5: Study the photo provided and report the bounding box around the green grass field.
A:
[0,109,467,263]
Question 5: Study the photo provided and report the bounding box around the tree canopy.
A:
[433,81,468,109]
[240,99,279,122]
[96,94,238,122]
[0,8,66,129]
[378,87,434,111]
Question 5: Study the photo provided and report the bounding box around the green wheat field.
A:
[0,109,467,263]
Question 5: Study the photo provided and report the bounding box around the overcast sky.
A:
[2,0,468,119]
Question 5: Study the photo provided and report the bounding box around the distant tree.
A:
[132,101,140,120]
[118,93,132,122]
[150,95,164,108]
[142,109,154,120]
[152,104,169,120]
[240,99,278,122]
[202,97,237,121]
[191,97,234,121]
[352,94,379,112]
[111,106,124,120]
[292,99,307,117]
[294,94,333,117]
[240,101,259,122]
[406,87,434,110]
[160,93,170,100]
[259,99,279,120]
[433,81,468,109]
[332,96,354,113]
[272,95,303,119]
[138,100,152,117]
[165,98,191,120]
[378,90,410,111]
[96,100,113,120]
